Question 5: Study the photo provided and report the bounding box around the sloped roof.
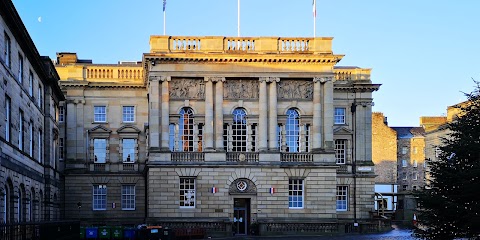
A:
[391,127,425,139]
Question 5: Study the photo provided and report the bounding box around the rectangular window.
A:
[402,159,407,167]
[122,106,135,122]
[402,185,408,191]
[37,85,42,108]
[94,106,106,122]
[197,123,203,152]
[305,124,310,152]
[59,106,64,122]
[28,71,33,96]
[59,138,64,160]
[29,121,33,157]
[169,123,175,151]
[122,139,135,162]
[223,123,228,151]
[336,186,348,211]
[402,147,407,155]
[94,139,107,163]
[92,185,107,210]
[19,110,24,150]
[18,53,23,83]
[413,172,418,180]
[288,179,304,209]
[335,139,346,164]
[413,160,418,168]
[277,124,282,151]
[121,185,135,210]
[4,32,11,68]
[5,96,11,142]
[179,178,195,208]
[334,108,346,124]
[38,129,42,163]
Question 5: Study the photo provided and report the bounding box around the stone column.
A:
[160,76,171,151]
[312,77,322,151]
[258,77,268,151]
[148,77,161,150]
[322,77,334,150]
[204,77,216,151]
[268,77,280,151]
[214,77,225,151]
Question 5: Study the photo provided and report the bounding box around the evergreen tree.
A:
[415,81,480,240]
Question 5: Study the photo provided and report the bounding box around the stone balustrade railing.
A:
[150,36,333,54]
[57,65,143,82]
[334,68,371,81]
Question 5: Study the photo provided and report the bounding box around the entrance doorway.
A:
[233,198,250,235]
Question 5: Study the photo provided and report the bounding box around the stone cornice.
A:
[334,84,381,92]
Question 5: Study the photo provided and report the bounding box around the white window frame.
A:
[402,159,407,167]
[94,106,107,122]
[335,139,347,164]
[93,139,107,163]
[122,139,135,162]
[5,96,11,142]
[336,186,348,211]
[179,178,196,208]
[28,71,33,96]
[288,179,304,209]
[18,53,23,83]
[59,138,64,161]
[334,107,346,124]
[122,106,135,123]
[92,185,107,210]
[19,111,24,150]
[285,109,300,153]
[59,106,64,122]
[121,185,135,210]
[4,32,11,68]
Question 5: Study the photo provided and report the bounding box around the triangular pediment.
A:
[117,125,141,134]
[334,126,353,135]
[89,125,112,133]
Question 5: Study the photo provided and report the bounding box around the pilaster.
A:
[267,77,280,151]
[258,77,268,151]
[160,76,171,151]
[312,77,322,151]
[148,76,161,150]
[214,77,225,151]
[321,76,334,150]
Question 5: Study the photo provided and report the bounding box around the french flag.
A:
[269,187,275,194]
[211,187,217,193]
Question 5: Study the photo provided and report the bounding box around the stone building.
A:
[371,112,397,212]
[0,0,64,223]
[55,53,147,226]
[57,35,380,235]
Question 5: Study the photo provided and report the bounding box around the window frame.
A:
[402,159,407,167]
[29,121,33,157]
[93,138,107,163]
[336,186,348,211]
[19,110,24,151]
[59,106,64,122]
[179,178,196,208]
[92,185,107,211]
[94,106,107,123]
[288,179,304,209]
[59,138,64,161]
[335,139,347,164]
[179,107,195,152]
[122,138,136,163]
[18,53,23,83]
[37,85,42,109]
[5,95,11,142]
[4,32,11,68]
[285,109,300,153]
[121,185,136,210]
[28,71,33,96]
[122,106,135,123]
[38,129,42,163]
[334,107,346,125]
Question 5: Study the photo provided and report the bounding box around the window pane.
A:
[122,106,135,122]
[335,140,346,164]
[121,185,135,210]
[93,185,107,210]
[122,139,135,162]
[336,186,348,211]
[179,108,195,152]
[334,108,346,124]
[179,178,195,208]
[288,179,304,209]
[94,106,106,122]
[231,108,247,152]
[94,139,107,163]
[286,109,300,152]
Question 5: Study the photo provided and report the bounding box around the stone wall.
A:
[371,112,397,184]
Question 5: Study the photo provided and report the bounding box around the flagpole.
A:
[313,0,316,38]
[163,0,166,35]
[237,0,240,37]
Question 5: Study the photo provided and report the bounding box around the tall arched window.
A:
[232,108,247,152]
[286,109,300,152]
[179,107,195,152]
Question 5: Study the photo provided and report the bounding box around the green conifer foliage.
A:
[414,81,480,239]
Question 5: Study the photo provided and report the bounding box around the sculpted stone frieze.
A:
[277,80,313,100]
[224,79,259,99]
[169,78,205,99]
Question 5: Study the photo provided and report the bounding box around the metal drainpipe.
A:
[351,100,358,228]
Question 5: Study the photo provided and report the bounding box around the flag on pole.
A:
[163,0,166,12]
[312,0,316,17]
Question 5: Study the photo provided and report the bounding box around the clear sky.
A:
[11,0,480,126]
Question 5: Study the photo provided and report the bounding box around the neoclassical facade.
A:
[56,35,380,235]
[1,0,64,223]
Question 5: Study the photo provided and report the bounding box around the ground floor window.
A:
[336,186,348,211]
[179,178,195,208]
[288,179,304,209]
[93,185,107,210]
[121,185,135,210]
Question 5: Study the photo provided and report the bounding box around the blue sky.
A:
[12,0,480,126]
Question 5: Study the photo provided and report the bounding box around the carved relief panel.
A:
[277,80,313,100]
[224,79,259,99]
[169,77,205,99]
